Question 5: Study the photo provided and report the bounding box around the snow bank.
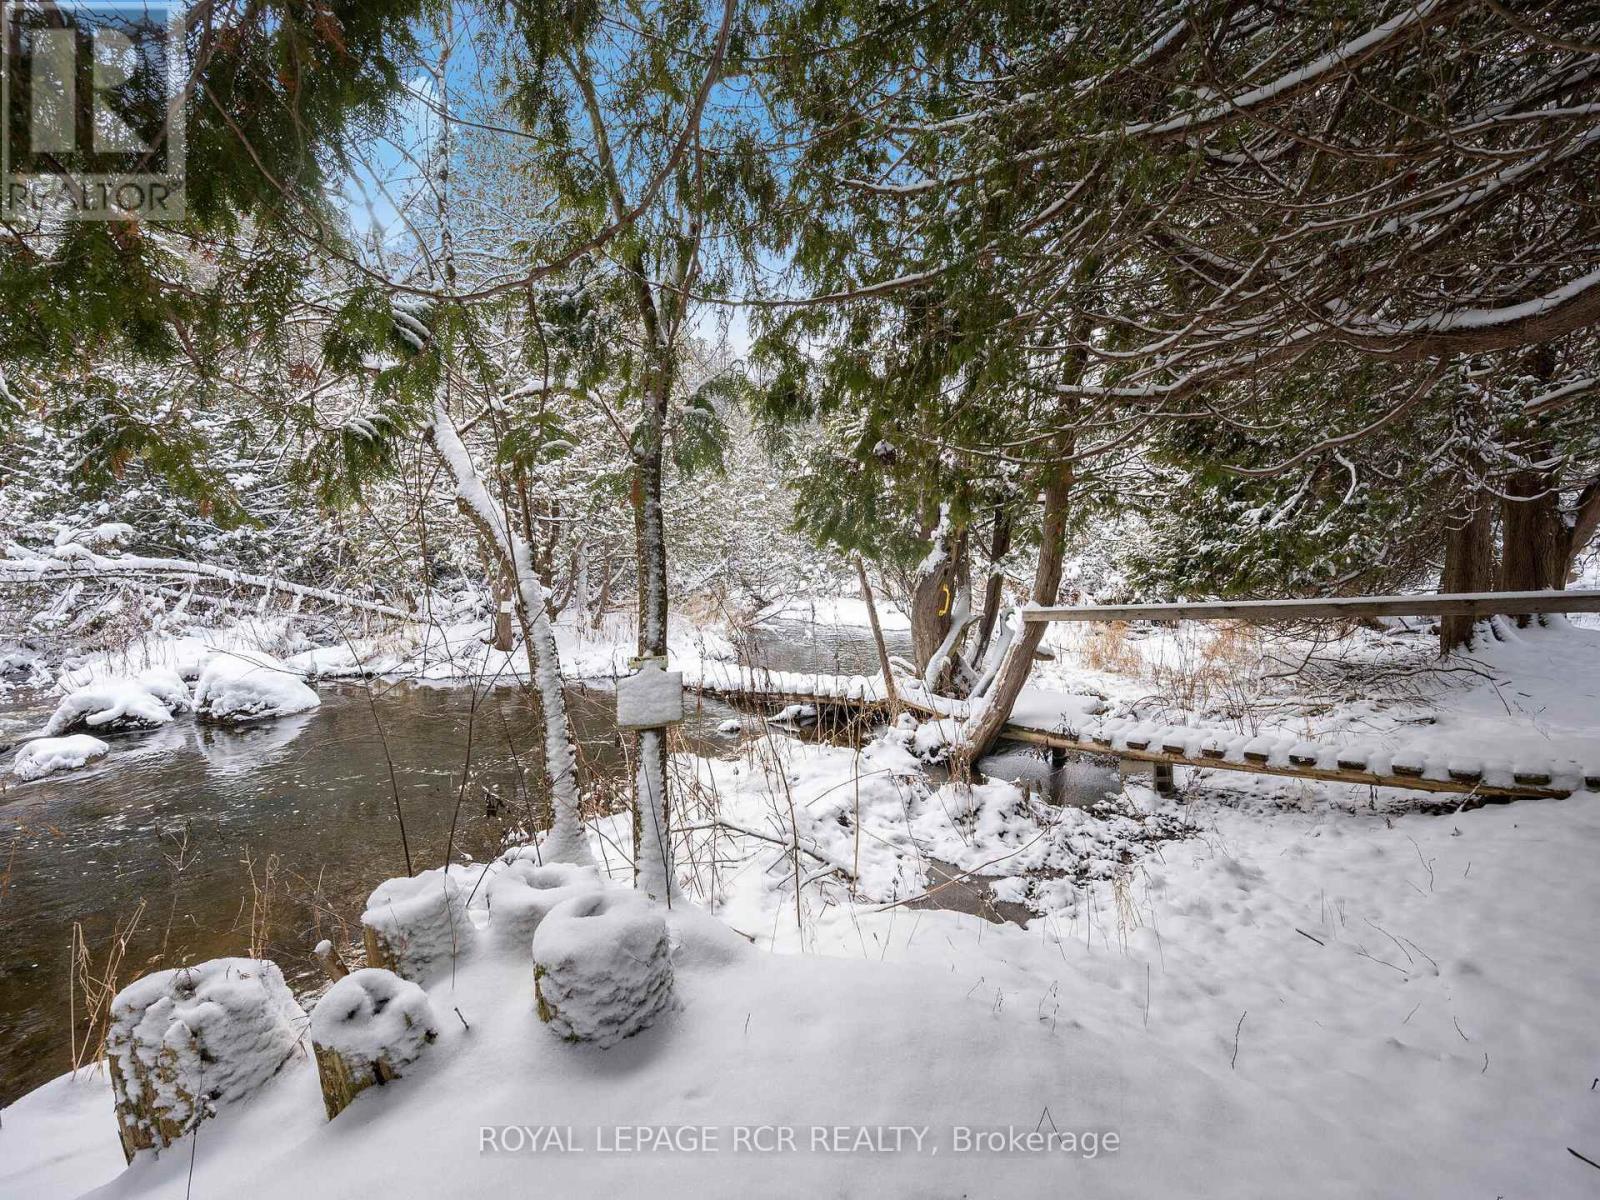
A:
[12,733,109,780]
[43,671,190,737]
[193,651,320,722]
[533,890,674,1047]
[310,969,437,1120]
[485,858,603,952]
[107,958,306,1158]
[362,869,475,984]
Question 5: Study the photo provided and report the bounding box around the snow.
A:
[6,722,1600,1195]
[485,858,604,952]
[7,613,1600,1196]
[309,969,436,1076]
[192,650,321,722]
[106,958,307,1156]
[0,1073,124,1198]
[532,890,675,1048]
[361,868,477,984]
[11,734,110,780]
[615,662,684,728]
[41,673,189,737]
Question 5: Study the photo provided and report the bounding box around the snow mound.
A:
[135,667,192,713]
[43,676,185,737]
[12,734,109,780]
[615,662,684,727]
[310,969,436,1119]
[107,958,306,1158]
[362,869,475,984]
[193,651,320,722]
[533,890,674,1047]
[485,857,603,952]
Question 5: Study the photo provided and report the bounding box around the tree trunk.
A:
[1562,478,1600,586]
[951,466,1072,772]
[490,567,516,651]
[909,508,958,682]
[1439,490,1495,654]
[427,407,591,865]
[1499,467,1565,624]
[631,377,673,901]
[972,507,1012,663]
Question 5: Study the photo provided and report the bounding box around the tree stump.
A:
[532,891,673,1048]
[361,868,474,984]
[485,857,603,952]
[310,968,437,1120]
[108,958,306,1161]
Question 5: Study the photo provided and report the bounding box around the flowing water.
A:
[0,617,1112,1105]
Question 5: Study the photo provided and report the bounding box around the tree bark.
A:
[909,508,958,682]
[631,375,673,902]
[1439,489,1495,654]
[1499,467,1566,625]
[854,555,901,721]
[427,406,591,865]
[972,507,1012,663]
[951,465,1072,772]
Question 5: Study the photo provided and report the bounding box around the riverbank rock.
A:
[193,651,320,722]
[485,858,603,952]
[107,958,306,1161]
[11,734,109,780]
[532,891,674,1048]
[310,968,437,1120]
[362,869,475,984]
[43,671,190,737]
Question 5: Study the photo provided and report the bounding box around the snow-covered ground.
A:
[6,724,1596,1197]
[4,611,1598,1197]
[1027,615,1600,787]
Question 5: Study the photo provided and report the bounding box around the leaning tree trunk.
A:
[1439,487,1495,655]
[428,406,591,864]
[1565,479,1600,584]
[631,376,673,902]
[951,465,1073,774]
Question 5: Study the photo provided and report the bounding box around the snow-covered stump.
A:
[484,858,603,953]
[532,892,674,1048]
[361,870,474,984]
[107,958,306,1162]
[309,969,437,1121]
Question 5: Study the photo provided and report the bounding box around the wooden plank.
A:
[684,677,1583,801]
[997,726,1571,800]
[1024,589,1600,625]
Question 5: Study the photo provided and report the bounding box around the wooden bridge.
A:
[684,661,1598,803]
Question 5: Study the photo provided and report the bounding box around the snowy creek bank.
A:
[0,681,740,1108]
[0,611,966,1109]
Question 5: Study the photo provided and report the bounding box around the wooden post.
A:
[854,555,901,721]
[1153,761,1176,796]
[491,568,515,652]
[313,939,350,983]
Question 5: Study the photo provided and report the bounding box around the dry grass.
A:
[68,900,147,1073]
[1079,621,1145,675]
